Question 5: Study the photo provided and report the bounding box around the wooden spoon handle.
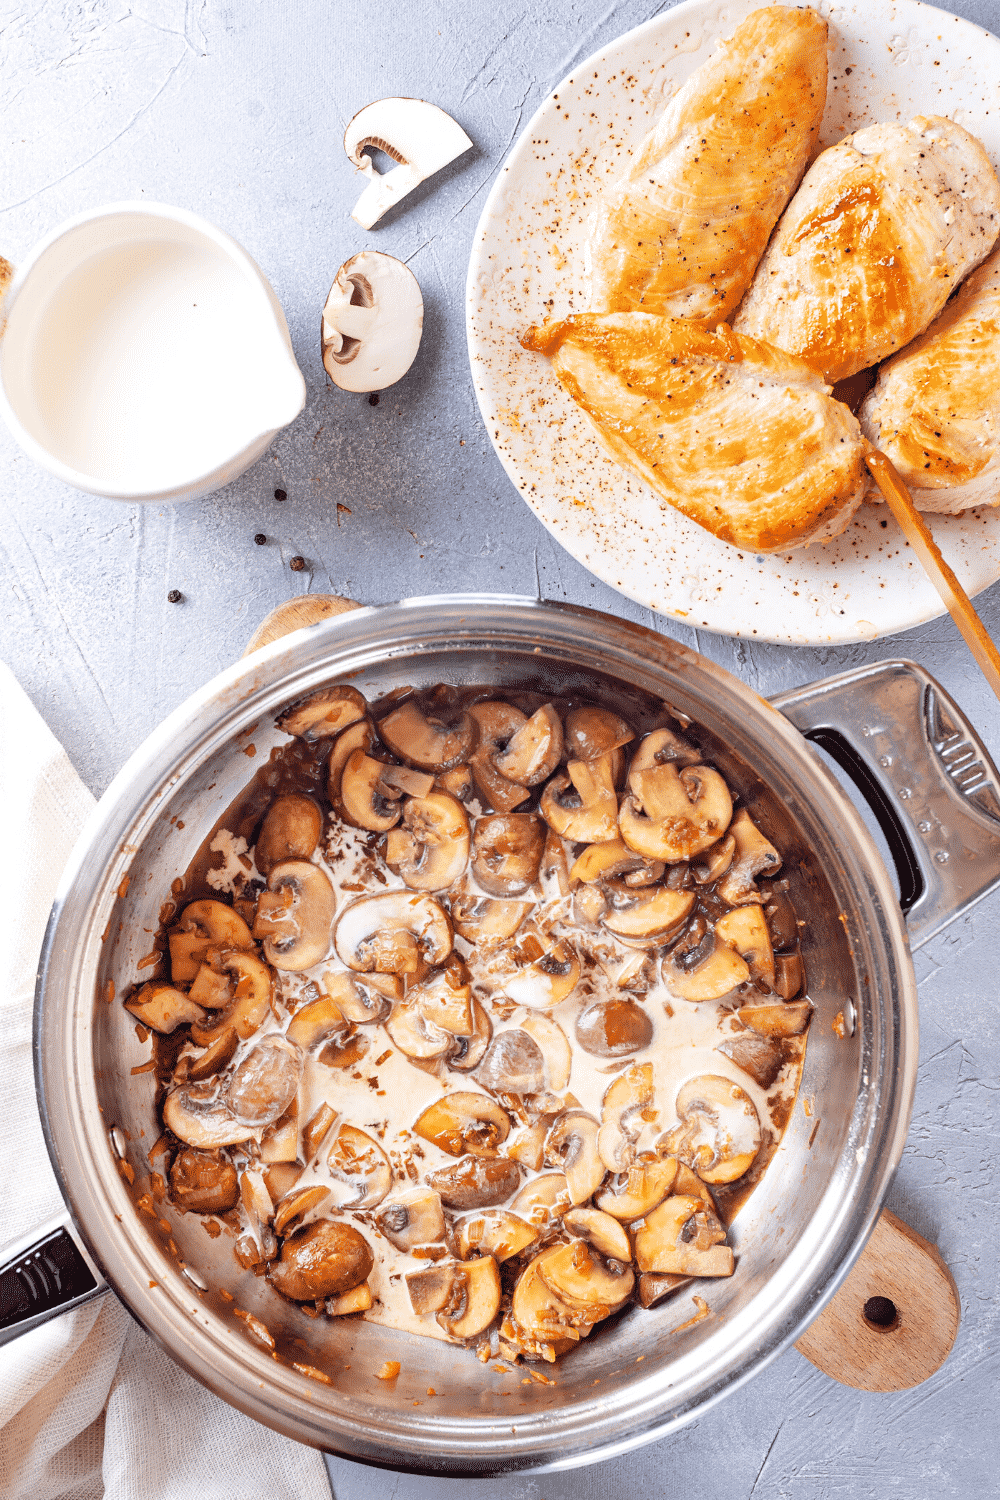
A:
[242,593,362,657]
[865,450,1000,700]
[795,1208,960,1391]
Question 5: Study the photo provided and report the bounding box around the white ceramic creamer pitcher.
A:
[0,203,307,504]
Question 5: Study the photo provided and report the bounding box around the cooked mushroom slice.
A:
[385,1000,451,1061]
[322,250,423,392]
[737,1000,813,1038]
[692,833,736,885]
[541,827,571,896]
[327,719,377,812]
[379,763,436,798]
[540,755,619,844]
[564,706,634,762]
[467,702,532,812]
[323,969,392,1024]
[273,1184,331,1236]
[253,859,336,971]
[437,1255,502,1340]
[520,1014,572,1091]
[189,950,273,1047]
[255,794,323,875]
[334,891,452,974]
[563,1207,632,1262]
[717,809,781,905]
[169,1147,240,1214]
[450,893,532,944]
[344,98,473,230]
[472,814,545,897]
[162,1083,256,1150]
[412,964,472,1038]
[187,1026,240,1084]
[633,1195,734,1278]
[763,884,799,950]
[277,685,367,739]
[425,1154,521,1210]
[663,935,750,1003]
[414,1091,511,1157]
[264,1162,303,1203]
[406,1264,457,1315]
[286,993,348,1050]
[446,998,493,1072]
[544,1113,606,1204]
[715,906,775,987]
[716,1032,784,1089]
[269,1219,374,1301]
[638,1272,690,1308]
[493,704,564,787]
[538,1239,634,1312]
[619,763,732,863]
[375,1187,446,1251]
[328,1282,374,1316]
[576,998,653,1061]
[601,883,695,944]
[379,699,476,772]
[570,837,658,885]
[169,899,254,982]
[125,983,205,1034]
[187,964,234,1009]
[595,1156,678,1221]
[497,934,581,1010]
[507,1121,548,1171]
[259,1098,298,1163]
[509,1172,571,1227]
[437,764,473,801]
[301,1102,338,1162]
[476,1030,545,1095]
[225,1036,302,1128]
[629,726,701,773]
[664,1075,762,1185]
[327,1123,393,1209]
[511,1254,588,1344]
[384,792,470,891]
[573,883,608,927]
[597,1062,654,1172]
[455,1208,539,1263]
[774,953,805,1000]
[319,1030,371,1070]
[339,750,404,833]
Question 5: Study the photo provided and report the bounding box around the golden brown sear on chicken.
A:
[859,246,1000,514]
[521,314,867,553]
[585,6,828,324]
[734,116,1000,383]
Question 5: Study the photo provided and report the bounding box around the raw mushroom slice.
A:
[564,707,634,762]
[717,809,781,905]
[540,755,619,844]
[339,750,404,833]
[633,1194,734,1277]
[520,1013,572,1091]
[327,1123,393,1209]
[169,1147,240,1215]
[467,701,532,812]
[268,1219,374,1301]
[277,685,368,739]
[169,899,254,982]
[601,882,694,944]
[537,1239,634,1313]
[255,795,323,876]
[471,814,546,896]
[455,1208,539,1263]
[413,1091,512,1156]
[344,98,473,229]
[125,983,205,1034]
[662,934,750,1002]
[322,251,423,393]
[475,1030,545,1095]
[562,1207,632,1262]
[619,763,732,863]
[576,998,653,1060]
[375,1187,446,1251]
[225,1036,302,1127]
[334,890,452,974]
[425,1154,521,1210]
[544,1112,606,1204]
[253,859,336,971]
[594,1156,678,1221]
[493,704,564,787]
[715,906,775,987]
[597,1062,654,1172]
[384,791,470,891]
[378,699,476,772]
[450,893,532,944]
[162,1081,257,1150]
[664,1075,762,1184]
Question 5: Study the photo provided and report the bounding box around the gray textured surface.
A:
[2,0,998,1493]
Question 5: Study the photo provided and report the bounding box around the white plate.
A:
[466,0,1000,644]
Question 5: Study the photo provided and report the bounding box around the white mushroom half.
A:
[322,251,423,393]
[344,97,472,229]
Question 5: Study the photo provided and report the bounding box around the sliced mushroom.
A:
[327,719,377,812]
[445,998,493,1072]
[277,685,368,739]
[385,1000,451,1061]
[774,953,805,1000]
[601,883,695,944]
[344,98,473,230]
[437,1255,502,1339]
[375,1187,446,1251]
[540,755,619,844]
[638,1272,690,1308]
[259,1098,298,1163]
[537,1239,634,1311]
[633,1194,734,1277]
[716,1032,784,1089]
[169,899,254,982]
[570,837,658,885]
[264,1161,303,1203]
[169,1147,239,1214]
[664,1075,762,1185]
[763,885,799,950]
[255,795,323,875]
[597,1062,654,1172]
[544,1113,605,1204]
[472,814,545,896]
[593,943,655,993]
[594,1156,678,1221]
[509,1172,570,1227]
[491,933,581,1010]
[253,859,336,971]
[301,1102,338,1162]
[511,1254,588,1343]
[692,833,736,885]
[467,701,532,812]
[619,763,732,863]
[715,906,775,987]
[717,809,781,905]
[413,1091,511,1156]
[629,726,701,772]
[328,1282,374,1316]
[662,935,750,1003]
[425,1154,521,1210]
[327,1123,393,1208]
[334,891,452,974]
[520,1014,572,1091]
[379,763,436,798]
[188,964,234,1009]
[455,1209,539,1263]
[493,704,563,787]
[541,828,571,896]
[323,969,392,1024]
[475,1030,545,1095]
[273,1184,331,1236]
[225,1036,302,1128]
[564,706,634,762]
[737,1000,813,1038]
[189,950,272,1045]
[322,250,423,392]
[187,1026,240,1084]
[269,1219,374,1301]
[450,893,532,944]
[339,750,404,833]
[319,1030,370,1070]
[563,1207,631,1261]
[286,993,348,1050]
[410,961,474,1037]
[406,1264,456,1315]
[437,764,473,801]
[576,998,653,1060]
[384,791,470,891]
[506,1120,548,1171]
[125,983,205,1034]
[378,699,475,772]
[162,1082,256,1150]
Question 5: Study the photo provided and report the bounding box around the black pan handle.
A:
[0,1212,107,1345]
[772,659,1000,950]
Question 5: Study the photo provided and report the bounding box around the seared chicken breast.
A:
[860,246,1000,513]
[521,314,867,553]
[734,116,1000,382]
[586,6,828,324]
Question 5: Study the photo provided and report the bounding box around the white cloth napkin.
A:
[0,661,332,1500]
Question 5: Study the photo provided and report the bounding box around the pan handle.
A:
[0,1211,107,1346]
[771,659,1000,950]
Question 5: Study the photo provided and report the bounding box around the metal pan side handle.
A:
[0,1212,107,1346]
[772,660,1000,951]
